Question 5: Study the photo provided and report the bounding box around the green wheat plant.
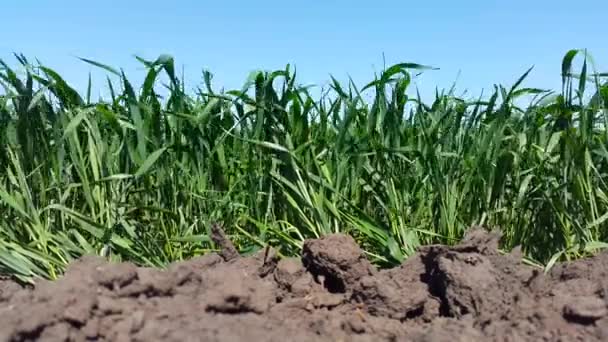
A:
[0,49,607,283]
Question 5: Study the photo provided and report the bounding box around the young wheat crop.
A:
[0,49,607,283]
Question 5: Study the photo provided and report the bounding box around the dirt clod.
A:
[210,222,240,262]
[302,233,377,293]
[1,226,607,341]
[562,296,608,323]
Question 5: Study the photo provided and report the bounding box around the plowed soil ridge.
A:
[1,227,608,341]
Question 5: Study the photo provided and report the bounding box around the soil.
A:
[1,226,608,341]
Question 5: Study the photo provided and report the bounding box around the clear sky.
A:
[2,1,607,102]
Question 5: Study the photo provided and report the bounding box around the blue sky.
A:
[2,1,607,102]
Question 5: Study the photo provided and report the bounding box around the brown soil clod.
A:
[562,296,608,324]
[301,233,377,293]
[1,227,608,341]
[210,222,240,262]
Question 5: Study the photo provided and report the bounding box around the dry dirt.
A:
[1,226,608,341]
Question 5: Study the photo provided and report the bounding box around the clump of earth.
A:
[1,225,608,341]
